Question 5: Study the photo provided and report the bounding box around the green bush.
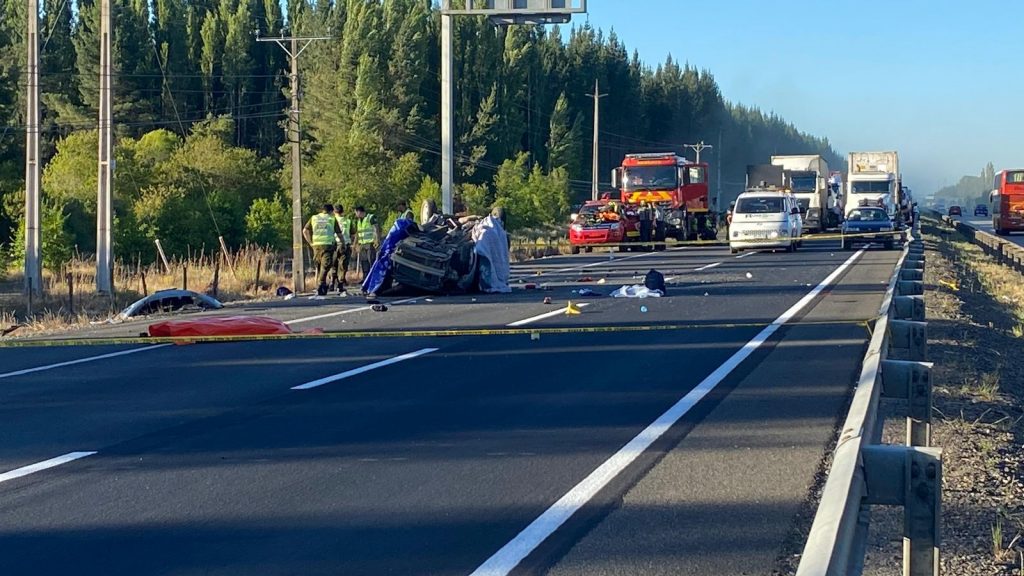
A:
[245,197,291,251]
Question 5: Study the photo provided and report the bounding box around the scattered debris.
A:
[577,288,602,297]
[745,272,753,279]
[115,289,224,322]
[640,305,648,313]
[276,287,293,297]
[611,285,663,298]
[597,278,607,285]
[1,325,21,337]
[543,297,552,305]
[371,304,389,312]
[283,293,296,301]
[524,283,537,290]
[578,276,594,283]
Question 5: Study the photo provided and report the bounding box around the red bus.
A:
[990,169,1024,235]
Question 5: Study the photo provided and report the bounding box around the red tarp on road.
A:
[148,316,294,338]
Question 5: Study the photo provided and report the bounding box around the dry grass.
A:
[0,246,290,332]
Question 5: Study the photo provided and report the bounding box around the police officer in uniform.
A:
[302,203,343,296]
[638,200,654,249]
[354,205,380,280]
[330,204,355,293]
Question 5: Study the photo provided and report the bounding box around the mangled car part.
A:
[113,289,223,322]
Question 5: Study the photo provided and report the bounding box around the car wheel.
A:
[420,199,438,223]
[730,247,739,254]
[585,246,593,253]
[571,245,580,255]
[842,240,851,251]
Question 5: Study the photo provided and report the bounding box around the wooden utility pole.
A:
[257,31,329,294]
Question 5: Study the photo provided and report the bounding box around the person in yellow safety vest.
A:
[397,200,415,222]
[329,204,355,294]
[302,203,344,296]
[353,205,380,282]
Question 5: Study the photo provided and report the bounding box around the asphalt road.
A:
[0,239,902,576]
[962,215,1024,248]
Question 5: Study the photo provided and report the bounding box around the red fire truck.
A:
[990,169,1024,235]
[610,152,712,240]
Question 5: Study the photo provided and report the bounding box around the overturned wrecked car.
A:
[362,202,511,296]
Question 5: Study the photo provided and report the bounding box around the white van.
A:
[729,190,804,253]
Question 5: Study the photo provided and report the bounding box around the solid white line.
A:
[0,345,172,381]
[284,297,421,325]
[0,452,97,484]
[506,303,591,327]
[694,261,722,271]
[291,348,438,390]
[734,250,758,259]
[468,247,867,576]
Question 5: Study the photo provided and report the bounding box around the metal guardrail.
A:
[797,223,941,576]
[933,210,1024,275]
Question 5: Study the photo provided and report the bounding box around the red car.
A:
[948,205,962,217]
[569,201,640,253]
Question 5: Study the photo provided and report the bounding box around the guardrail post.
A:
[900,269,924,282]
[897,280,924,297]
[905,447,942,576]
[893,296,925,321]
[862,446,943,576]
[881,360,934,446]
[890,320,927,360]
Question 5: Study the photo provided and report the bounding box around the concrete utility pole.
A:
[684,141,712,164]
[24,0,41,295]
[441,3,454,214]
[585,79,608,201]
[95,0,113,294]
[257,32,329,294]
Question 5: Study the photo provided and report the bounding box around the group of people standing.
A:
[301,201,415,296]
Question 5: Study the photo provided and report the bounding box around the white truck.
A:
[770,155,839,233]
[847,151,899,219]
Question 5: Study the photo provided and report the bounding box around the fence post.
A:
[182,264,188,291]
[141,267,148,296]
[67,272,75,316]
[154,239,170,272]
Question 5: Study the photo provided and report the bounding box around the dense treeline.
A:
[0,0,841,267]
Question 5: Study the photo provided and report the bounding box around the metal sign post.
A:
[440,0,587,214]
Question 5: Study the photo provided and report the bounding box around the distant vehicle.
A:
[974,204,989,217]
[568,200,640,254]
[990,169,1024,235]
[948,205,962,217]
[729,188,803,254]
[841,206,897,250]
[770,155,840,233]
[847,151,899,220]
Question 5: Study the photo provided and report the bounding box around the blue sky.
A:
[580,0,1023,193]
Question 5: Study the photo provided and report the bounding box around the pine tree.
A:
[547,92,581,172]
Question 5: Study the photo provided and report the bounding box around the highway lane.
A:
[0,241,901,575]
[962,215,1024,248]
